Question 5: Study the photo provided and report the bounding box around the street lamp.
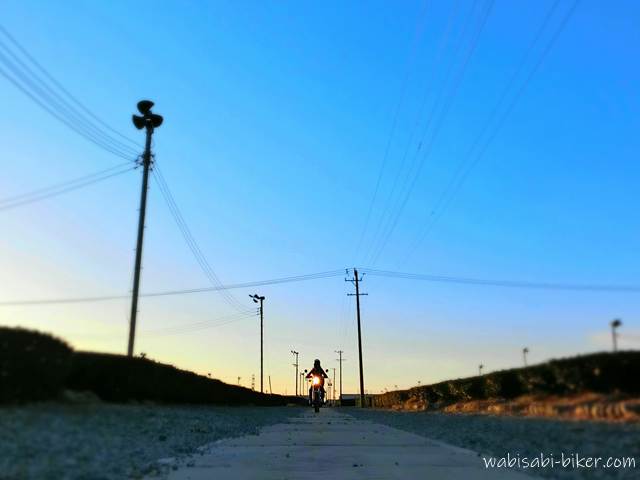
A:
[249,294,266,393]
[523,347,529,367]
[611,319,622,352]
[479,364,484,376]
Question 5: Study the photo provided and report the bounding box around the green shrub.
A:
[0,327,72,403]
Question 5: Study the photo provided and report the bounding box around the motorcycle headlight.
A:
[312,376,320,385]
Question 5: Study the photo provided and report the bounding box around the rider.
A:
[306,359,328,404]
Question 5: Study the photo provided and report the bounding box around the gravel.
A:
[344,409,639,479]
[0,403,299,480]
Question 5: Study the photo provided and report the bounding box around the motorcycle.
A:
[305,370,325,413]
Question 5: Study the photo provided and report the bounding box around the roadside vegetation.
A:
[0,327,300,405]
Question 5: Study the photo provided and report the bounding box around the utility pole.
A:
[611,319,622,352]
[268,375,272,395]
[522,347,529,367]
[251,374,255,391]
[479,364,484,376]
[346,268,367,407]
[335,350,345,403]
[250,294,266,392]
[127,100,163,357]
[332,368,336,402]
[291,350,299,396]
[300,370,308,397]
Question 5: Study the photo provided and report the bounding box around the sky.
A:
[1,0,639,395]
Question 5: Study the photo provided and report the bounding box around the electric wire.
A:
[0,42,138,158]
[152,165,250,314]
[0,163,135,211]
[361,0,468,265]
[353,0,431,259]
[0,25,140,150]
[140,311,257,338]
[403,0,581,262]
[0,27,139,160]
[0,59,135,161]
[367,0,495,266]
[361,268,640,293]
[0,270,346,307]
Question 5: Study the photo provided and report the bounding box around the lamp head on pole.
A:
[132,100,163,131]
[249,294,265,303]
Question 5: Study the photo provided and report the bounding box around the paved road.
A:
[162,408,530,479]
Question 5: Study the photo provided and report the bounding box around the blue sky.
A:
[1,0,639,394]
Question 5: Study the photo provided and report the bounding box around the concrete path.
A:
[162,408,530,479]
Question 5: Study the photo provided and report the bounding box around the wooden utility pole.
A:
[250,295,265,392]
[335,349,345,403]
[332,367,336,402]
[346,268,367,407]
[291,350,299,395]
[128,100,163,357]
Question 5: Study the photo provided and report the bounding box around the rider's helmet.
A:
[314,359,321,368]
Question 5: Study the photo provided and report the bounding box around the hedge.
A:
[0,327,302,405]
[0,327,72,403]
[66,351,294,405]
[371,351,640,409]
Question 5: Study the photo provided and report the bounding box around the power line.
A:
[367,0,495,266]
[360,0,468,265]
[0,59,135,161]
[0,25,140,150]
[0,163,135,211]
[353,0,431,259]
[0,27,139,160]
[361,268,640,293]
[403,0,580,262]
[152,165,250,313]
[0,27,139,157]
[75,311,257,341]
[140,311,257,338]
[361,0,463,267]
[0,270,345,307]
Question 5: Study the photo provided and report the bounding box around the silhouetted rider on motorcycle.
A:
[306,359,328,404]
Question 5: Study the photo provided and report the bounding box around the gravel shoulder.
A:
[0,403,300,480]
[344,408,639,479]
